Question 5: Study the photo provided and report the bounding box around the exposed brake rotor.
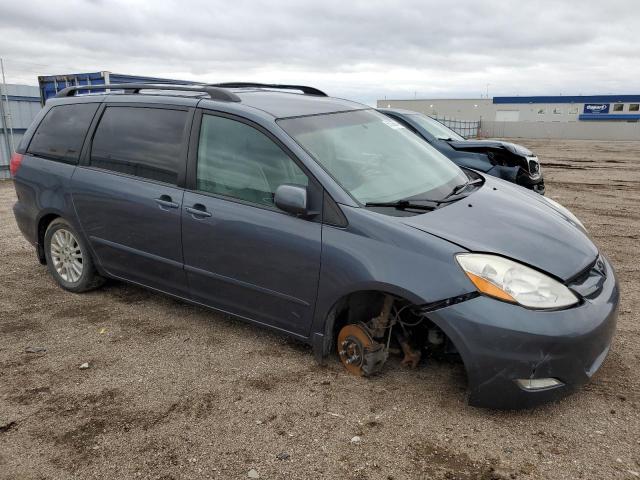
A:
[337,323,387,376]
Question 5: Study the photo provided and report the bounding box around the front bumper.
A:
[517,172,545,195]
[530,180,545,195]
[428,255,619,409]
[485,164,545,195]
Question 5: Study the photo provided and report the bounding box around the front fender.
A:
[310,205,475,356]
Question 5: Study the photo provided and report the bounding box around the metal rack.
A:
[54,83,242,102]
[54,82,328,102]
[211,82,327,97]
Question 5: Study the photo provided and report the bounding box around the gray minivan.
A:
[11,83,618,409]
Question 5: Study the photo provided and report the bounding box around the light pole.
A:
[0,58,15,154]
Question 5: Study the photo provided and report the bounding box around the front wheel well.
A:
[329,291,388,343]
[36,214,61,264]
[319,290,470,400]
[321,290,427,356]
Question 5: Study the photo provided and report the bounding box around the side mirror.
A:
[274,184,308,216]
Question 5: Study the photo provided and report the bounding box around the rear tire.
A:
[44,218,104,293]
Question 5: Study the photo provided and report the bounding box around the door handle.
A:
[186,204,212,218]
[155,195,179,209]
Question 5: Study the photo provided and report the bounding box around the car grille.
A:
[568,255,607,299]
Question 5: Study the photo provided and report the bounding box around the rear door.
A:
[72,102,193,296]
[181,111,323,336]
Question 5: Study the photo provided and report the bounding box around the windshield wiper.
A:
[365,199,437,211]
[442,178,483,200]
[365,193,467,210]
[365,179,483,210]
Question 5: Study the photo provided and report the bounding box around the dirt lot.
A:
[1,139,639,480]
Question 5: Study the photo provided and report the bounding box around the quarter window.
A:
[196,115,308,208]
[90,107,187,184]
[27,103,98,163]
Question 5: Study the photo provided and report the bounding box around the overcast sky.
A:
[1,0,638,105]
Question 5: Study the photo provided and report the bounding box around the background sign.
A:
[583,103,610,114]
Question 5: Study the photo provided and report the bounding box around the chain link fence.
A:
[432,117,480,139]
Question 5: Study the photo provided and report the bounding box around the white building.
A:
[378,95,640,140]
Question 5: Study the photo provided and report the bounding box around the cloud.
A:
[1,0,638,105]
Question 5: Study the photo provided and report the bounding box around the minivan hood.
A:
[400,177,597,281]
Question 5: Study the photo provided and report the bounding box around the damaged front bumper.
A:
[485,164,545,195]
[427,256,619,409]
[517,173,545,195]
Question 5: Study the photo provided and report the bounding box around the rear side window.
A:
[27,103,98,163]
[196,114,308,207]
[90,107,188,185]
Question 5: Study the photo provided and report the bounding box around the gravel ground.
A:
[1,139,639,480]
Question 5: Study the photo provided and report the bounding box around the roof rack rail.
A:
[54,83,241,102]
[210,82,327,97]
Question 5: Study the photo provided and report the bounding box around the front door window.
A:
[197,115,308,208]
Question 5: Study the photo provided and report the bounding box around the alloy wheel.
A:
[50,228,83,283]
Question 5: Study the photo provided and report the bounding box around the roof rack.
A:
[54,83,241,102]
[210,82,327,97]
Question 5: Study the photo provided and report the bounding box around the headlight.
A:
[456,253,579,309]
[543,197,585,231]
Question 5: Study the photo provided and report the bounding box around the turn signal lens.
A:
[465,272,516,303]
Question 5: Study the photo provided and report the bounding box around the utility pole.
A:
[0,57,15,154]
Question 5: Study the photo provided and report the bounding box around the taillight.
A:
[9,152,24,177]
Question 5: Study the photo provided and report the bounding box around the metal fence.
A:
[432,117,480,139]
[0,84,41,179]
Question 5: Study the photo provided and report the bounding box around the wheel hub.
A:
[337,323,387,376]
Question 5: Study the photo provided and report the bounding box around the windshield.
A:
[278,110,466,204]
[408,114,465,141]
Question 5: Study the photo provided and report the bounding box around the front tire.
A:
[44,218,104,292]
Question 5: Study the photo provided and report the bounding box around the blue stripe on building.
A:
[579,113,640,121]
[494,95,640,104]
[6,95,40,103]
